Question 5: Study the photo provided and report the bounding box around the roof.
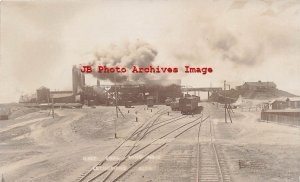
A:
[37,86,49,90]
[263,109,300,113]
[272,100,286,104]
[244,81,276,87]
[287,97,300,102]
[147,79,181,86]
[51,93,74,99]
[271,97,300,103]
[50,91,73,94]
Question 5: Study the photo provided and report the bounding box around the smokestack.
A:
[72,66,78,95]
[81,74,85,86]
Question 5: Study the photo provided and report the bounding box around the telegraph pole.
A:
[114,74,118,138]
[224,80,233,123]
[51,97,54,118]
[224,80,227,123]
[48,94,54,118]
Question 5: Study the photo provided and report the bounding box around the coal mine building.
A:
[286,97,300,109]
[271,100,288,110]
[236,81,276,91]
[271,97,300,110]
[51,91,75,103]
[36,86,51,103]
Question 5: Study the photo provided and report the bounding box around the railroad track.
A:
[76,107,167,182]
[77,107,208,182]
[196,114,231,182]
[129,104,164,115]
[107,115,209,182]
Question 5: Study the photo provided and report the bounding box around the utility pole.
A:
[48,94,54,118]
[224,80,233,123]
[47,96,50,116]
[224,80,227,123]
[51,97,54,118]
[114,74,118,139]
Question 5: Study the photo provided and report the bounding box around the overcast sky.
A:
[1,0,300,103]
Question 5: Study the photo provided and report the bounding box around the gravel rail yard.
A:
[0,103,300,182]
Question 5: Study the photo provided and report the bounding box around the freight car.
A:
[146,96,154,107]
[124,100,133,108]
[165,97,174,106]
[192,95,200,102]
[179,96,202,115]
[170,98,180,111]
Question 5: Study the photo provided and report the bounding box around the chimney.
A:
[72,66,78,95]
[81,74,85,86]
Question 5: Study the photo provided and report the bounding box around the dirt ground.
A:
[0,103,299,182]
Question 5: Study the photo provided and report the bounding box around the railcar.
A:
[179,96,202,115]
[170,98,180,111]
[165,97,174,106]
[146,96,154,107]
[124,100,133,108]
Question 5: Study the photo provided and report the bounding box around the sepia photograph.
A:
[0,0,300,181]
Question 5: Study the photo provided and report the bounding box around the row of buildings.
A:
[271,97,300,110]
[236,81,277,91]
[208,80,300,124]
[261,97,300,124]
[19,66,183,106]
[19,87,75,104]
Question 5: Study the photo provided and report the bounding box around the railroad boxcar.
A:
[179,96,200,115]
[170,98,180,111]
[124,100,133,108]
[146,96,154,107]
[192,95,200,102]
[165,97,173,106]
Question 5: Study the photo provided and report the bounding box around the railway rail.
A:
[107,115,209,182]
[77,106,208,182]
[77,107,168,182]
[196,113,231,182]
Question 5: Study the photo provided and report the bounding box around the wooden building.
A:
[237,81,276,91]
[261,109,300,126]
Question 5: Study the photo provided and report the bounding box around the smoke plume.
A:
[89,40,158,83]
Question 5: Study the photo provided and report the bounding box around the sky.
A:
[0,0,300,103]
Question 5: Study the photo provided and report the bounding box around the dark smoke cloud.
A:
[89,40,158,83]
